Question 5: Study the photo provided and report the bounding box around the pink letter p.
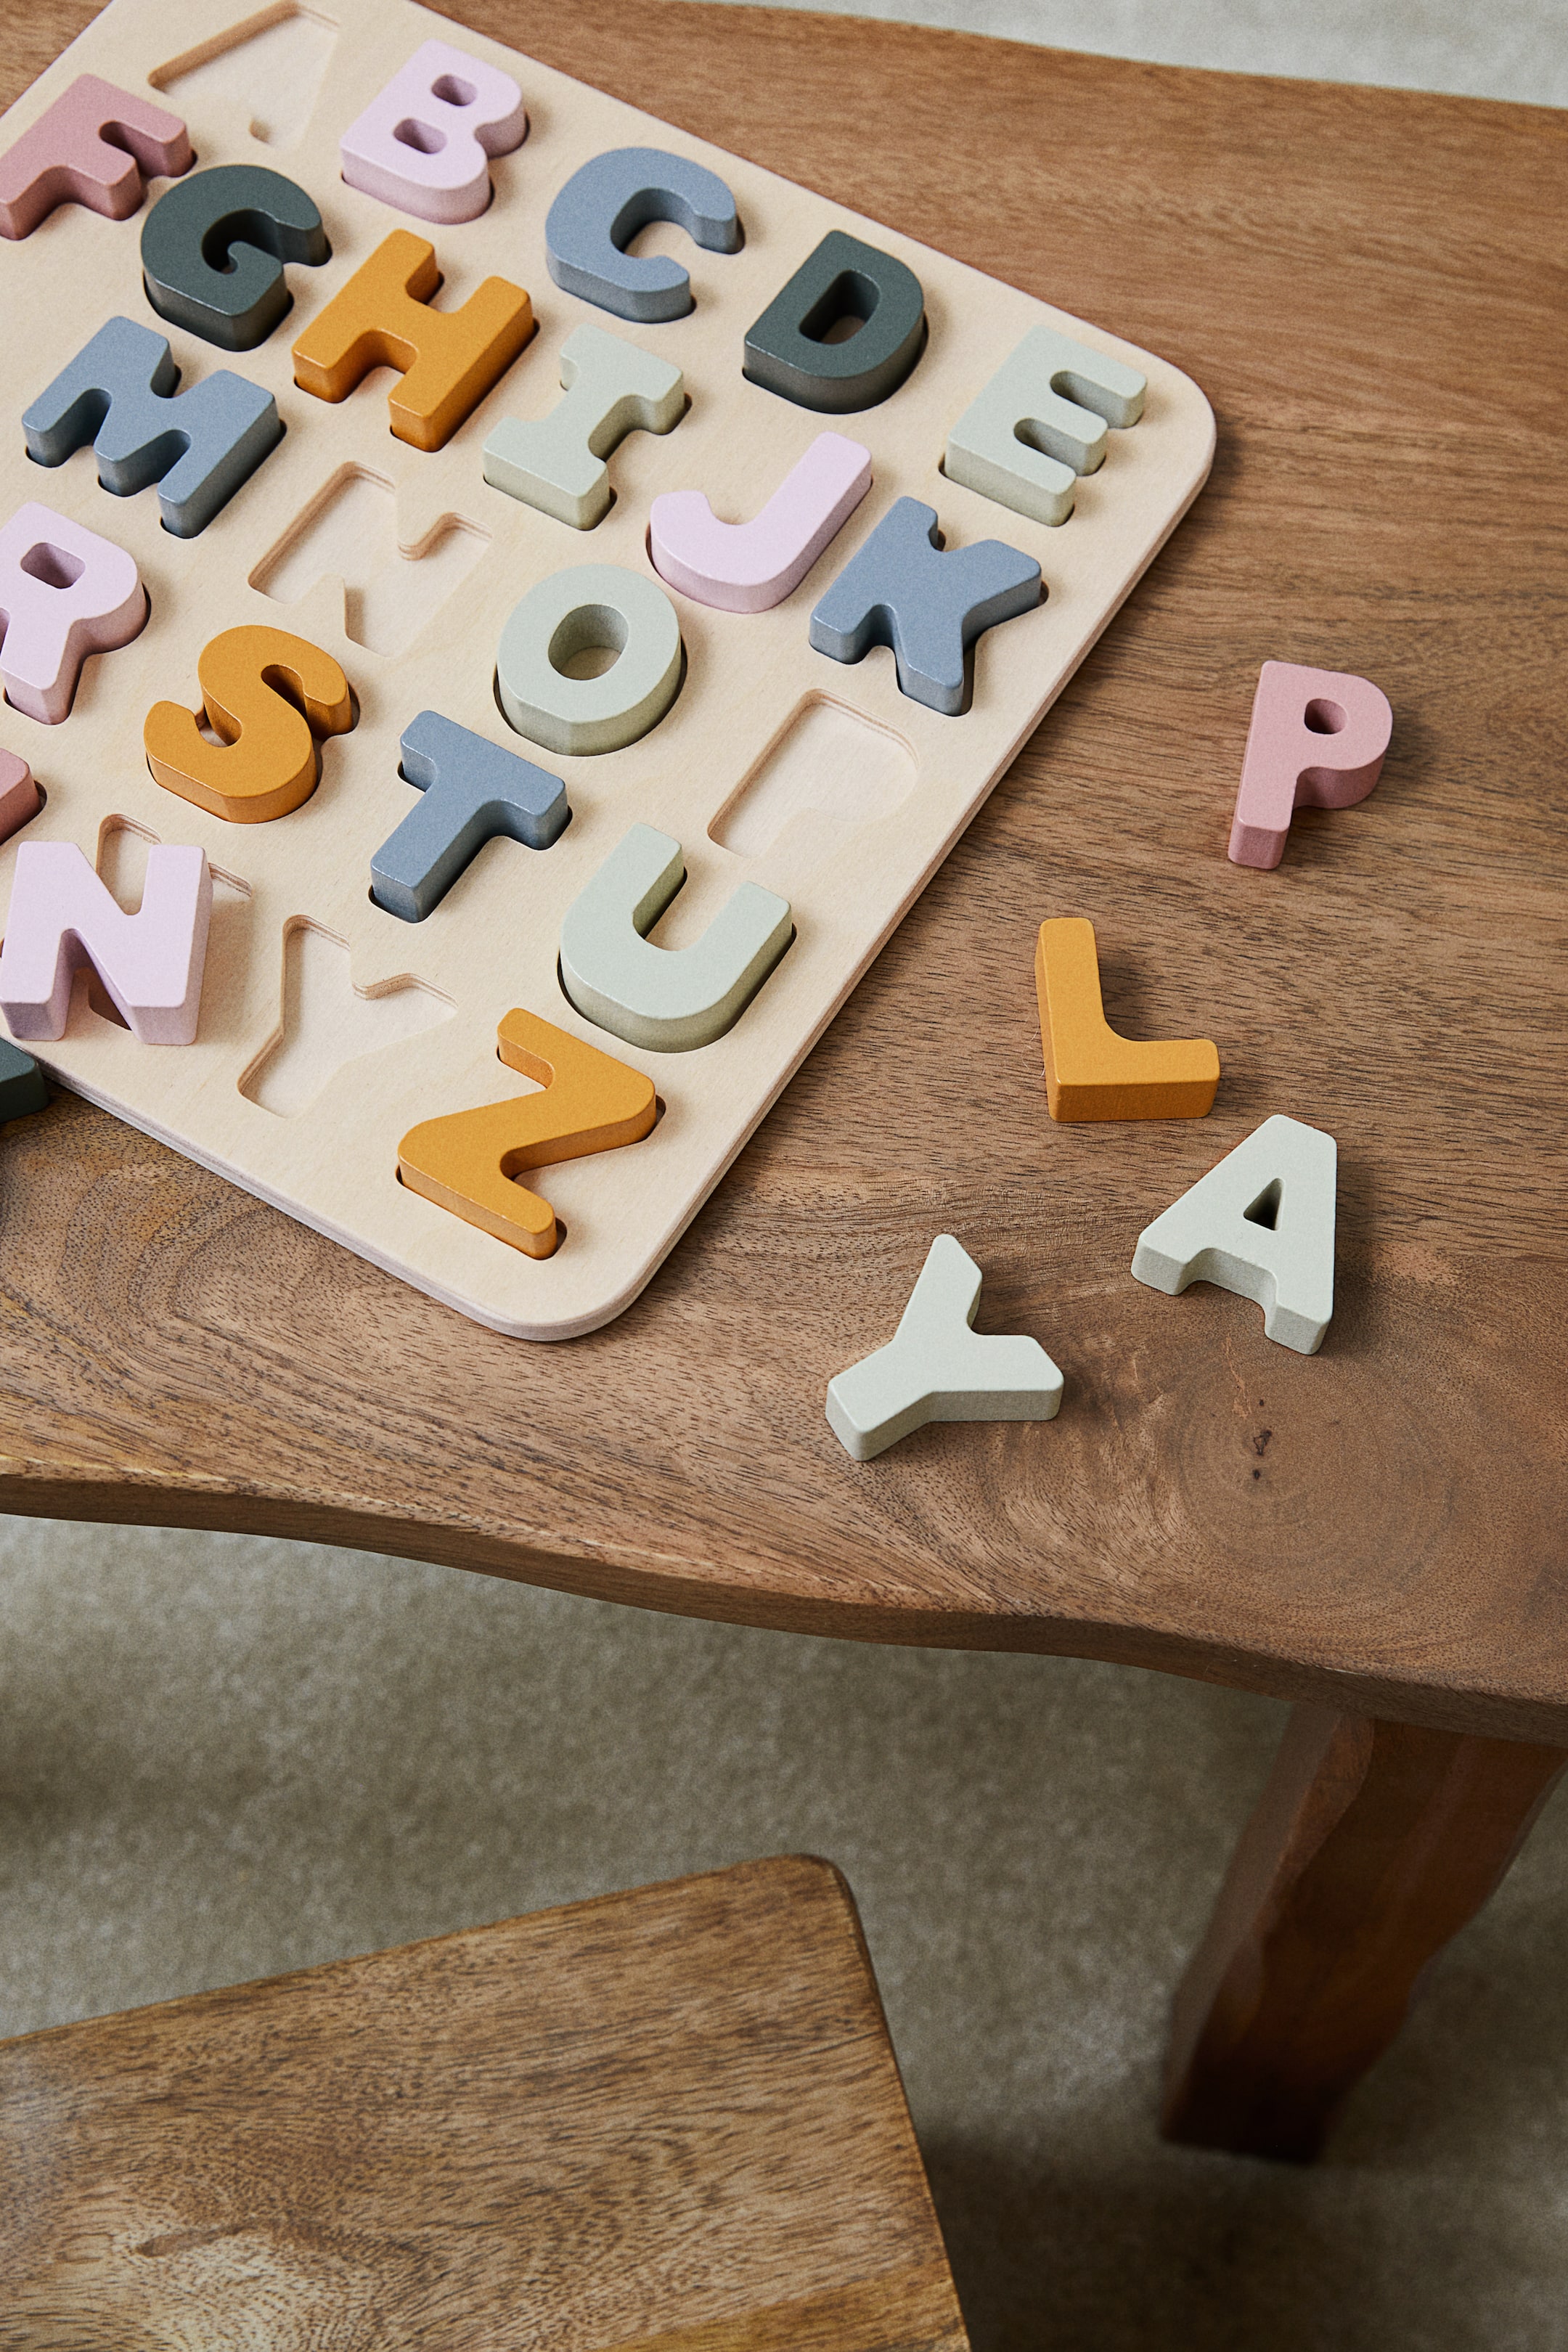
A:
[1228,661,1392,870]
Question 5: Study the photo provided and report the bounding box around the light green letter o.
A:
[496,563,682,756]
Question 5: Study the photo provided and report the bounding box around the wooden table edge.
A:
[3,1454,1560,1744]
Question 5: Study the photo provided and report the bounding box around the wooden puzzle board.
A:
[0,0,1214,1339]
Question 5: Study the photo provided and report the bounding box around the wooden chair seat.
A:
[0,1855,968,2350]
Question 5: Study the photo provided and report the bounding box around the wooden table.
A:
[2,0,1564,2161]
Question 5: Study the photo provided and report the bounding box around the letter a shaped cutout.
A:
[144,626,356,825]
[826,1234,1064,1462]
[649,431,873,613]
[0,839,211,1043]
[1131,1114,1336,1355]
[397,1007,657,1257]
[1228,661,1392,870]
[559,823,792,1053]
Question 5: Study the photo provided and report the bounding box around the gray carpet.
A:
[4,1517,1566,2350]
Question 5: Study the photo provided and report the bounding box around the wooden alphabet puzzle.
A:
[0,0,1214,1339]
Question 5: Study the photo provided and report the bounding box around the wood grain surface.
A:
[0,1853,969,2348]
[0,1,1563,1739]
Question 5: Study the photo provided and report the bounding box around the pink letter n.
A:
[0,841,211,1042]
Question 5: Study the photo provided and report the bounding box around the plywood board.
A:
[0,0,1214,1336]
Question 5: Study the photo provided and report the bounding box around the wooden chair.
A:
[0,1855,968,2349]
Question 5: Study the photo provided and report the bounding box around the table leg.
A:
[1160,1703,1568,2160]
